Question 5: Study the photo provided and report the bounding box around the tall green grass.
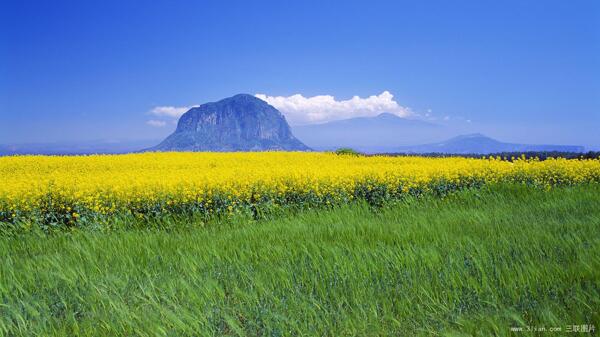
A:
[1,184,599,336]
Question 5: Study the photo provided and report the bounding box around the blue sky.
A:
[1,0,599,148]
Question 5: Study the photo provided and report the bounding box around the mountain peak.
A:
[451,133,489,140]
[196,94,271,110]
[228,93,262,101]
[148,94,310,152]
[291,112,441,152]
[400,133,583,154]
[376,112,400,119]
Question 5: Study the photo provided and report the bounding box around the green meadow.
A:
[1,184,599,336]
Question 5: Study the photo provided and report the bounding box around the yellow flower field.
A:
[1,152,599,225]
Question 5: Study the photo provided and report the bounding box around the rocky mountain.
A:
[149,94,310,152]
[397,133,585,154]
[292,113,446,153]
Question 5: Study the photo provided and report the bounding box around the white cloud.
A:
[147,104,199,128]
[146,120,167,127]
[255,91,411,125]
[150,105,198,118]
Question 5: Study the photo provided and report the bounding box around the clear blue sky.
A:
[1,0,599,147]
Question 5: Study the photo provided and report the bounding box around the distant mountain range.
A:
[396,133,585,154]
[0,96,587,155]
[292,113,585,154]
[292,113,446,152]
[149,94,309,152]
[0,139,160,156]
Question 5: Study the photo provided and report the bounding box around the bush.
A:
[335,148,362,156]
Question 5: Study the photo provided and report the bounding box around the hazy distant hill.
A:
[0,139,159,156]
[292,113,445,153]
[149,94,309,152]
[397,134,585,154]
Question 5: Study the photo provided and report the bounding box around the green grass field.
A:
[1,184,599,336]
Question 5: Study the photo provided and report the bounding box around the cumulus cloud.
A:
[147,104,199,128]
[150,105,198,119]
[146,120,167,127]
[255,91,411,125]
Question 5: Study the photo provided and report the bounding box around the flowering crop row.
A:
[1,152,599,228]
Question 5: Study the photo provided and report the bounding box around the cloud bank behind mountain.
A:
[255,91,412,125]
